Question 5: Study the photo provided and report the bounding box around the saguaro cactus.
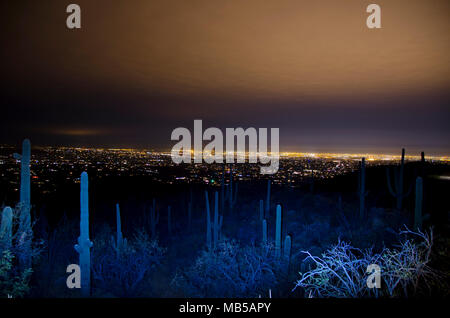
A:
[205,191,223,249]
[112,203,126,252]
[386,148,411,210]
[14,139,31,210]
[265,180,271,215]
[14,139,32,269]
[420,151,426,177]
[74,172,93,297]
[0,207,13,250]
[414,177,429,230]
[358,158,368,218]
[275,205,282,257]
[262,219,267,245]
[212,192,223,248]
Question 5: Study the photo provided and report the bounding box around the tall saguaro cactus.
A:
[14,139,32,269]
[14,139,31,210]
[275,205,282,257]
[358,158,368,218]
[116,204,122,244]
[386,148,410,210]
[74,172,93,297]
[213,192,223,249]
[112,203,126,252]
[0,207,13,250]
[205,191,223,249]
[420,151,426,177]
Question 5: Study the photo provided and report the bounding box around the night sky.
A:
[1,0,449,155]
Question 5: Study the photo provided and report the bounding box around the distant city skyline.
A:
[1,143,448,160]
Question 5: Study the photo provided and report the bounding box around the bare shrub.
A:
[293,227,438,298]
[172,239,279,297]
[92,229,165,297]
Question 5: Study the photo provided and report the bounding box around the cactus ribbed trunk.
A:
[420,151,425,177]
[19,139,31,210]
[262,219,267,245]
[212,191,223,249]
[74,172,93,297]
[17,139,32,270]
[116,203,123,248]
[275,205,282,257]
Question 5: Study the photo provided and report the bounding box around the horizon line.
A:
[1,143,449,161]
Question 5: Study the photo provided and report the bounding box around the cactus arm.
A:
[403,180,414,198]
